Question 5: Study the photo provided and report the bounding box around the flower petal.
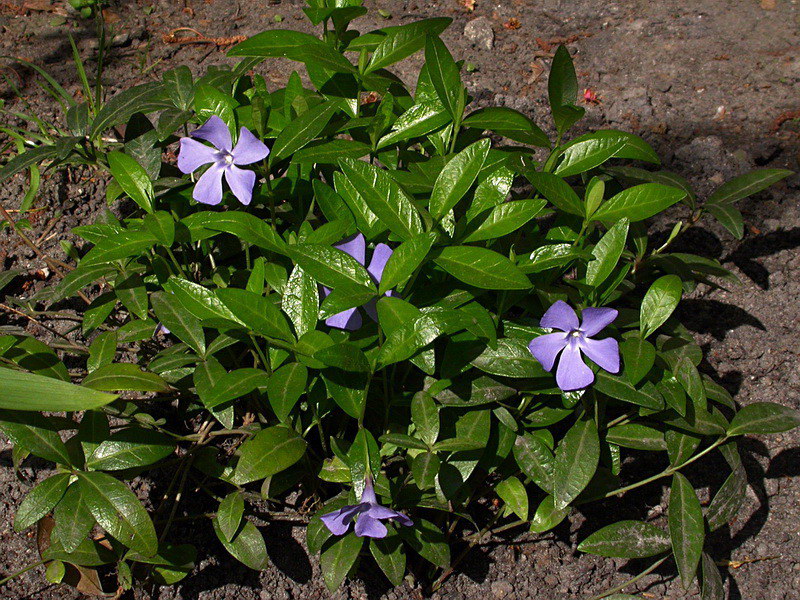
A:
[528,332,569,372]
[580,336,620,374]
[321,504,363,536]
[190,115,232,152]
[177,137,216,174]
[555,343,594,391]
[193,163,225,205]
[540,300,579,332]
[354,514,388,538]
[224,165,256,206]
[325,307,363,331]
[334,233,366,265]
[359,478,378,505]
[367,243,393,286]
[232,127,269,164]
[580,307,618,337]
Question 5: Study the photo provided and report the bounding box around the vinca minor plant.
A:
[1,1,798,596]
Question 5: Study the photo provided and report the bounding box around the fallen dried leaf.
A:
[760,0,777,10]
[503,17,521,30]
[162,28,247,47]
[457,0,476,11]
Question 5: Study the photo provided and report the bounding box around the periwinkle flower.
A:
[177,115,269,206]
[528,300,620,392]
[320,477,413,538]
[323,233,393,330]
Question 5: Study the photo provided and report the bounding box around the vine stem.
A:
[600,435,729,500]
[0,303,88,352]
[0,559,47,587]
[585,554,670,600]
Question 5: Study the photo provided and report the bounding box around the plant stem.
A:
[585,553,669,600]
[0,559,46,587]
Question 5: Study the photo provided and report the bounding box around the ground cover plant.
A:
[0,1,799,597]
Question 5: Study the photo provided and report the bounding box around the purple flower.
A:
[323,233,393,330]
[154,323,170,336]
[528,300,620,392]
[177,115,269,206]
[320,477,413,538]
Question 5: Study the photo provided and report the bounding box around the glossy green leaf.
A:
[52,482,95,553]
[524,171,584,216]
[434,246,530,290]
[82,364,169,392]
[496,476,528,520]
[707,168,792,205]
[620,337,655,385]
[379,234,435,295]
[370,536,406,587]
[181,211,287,255]
[463,106,549,147]
[320,532,362,591]
[266,363,308,423]
[640,274,682,338]
[107,151,153,213]
[429,139,490,220]
[271,100,340,164]
[529,494,570,533]
[701,551,724,600]
[232,426,307,485]
[204,368,270,408]
[79,229,158,267]
[282,265,319,338]
[213,516,269,570]
[0,410,72,464]
[229,29,323,58]
[592,183,685,223]
[366,18,451,73]
[217,491,245,543]
[217,288,295,343]
[151,292,206,356]
[424,35,464,122]
[78,471,158,556]
[578,520,670,558]
[471,338,546,378]
[514,433,555,494]
[586,218,629,287]
[87,427,175,470]
[398,518,450,567]
[705,202,744,239]
[14,473,70,532]
[553,417,599,510]
[606,422,666,451]
[669,472,705,588]
[463,198,546,243]
[90,82,169,139]
[0,368,117,411]
[412,452,440,489]
[727,402,800,436]
[288,243,375,291]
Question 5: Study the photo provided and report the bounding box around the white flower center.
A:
[223,152,235,165]
[569,329,582,338]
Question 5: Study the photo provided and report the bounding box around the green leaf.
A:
[382,433,428,451]
[163,65,194,111]
[217,491,245,543]
[0,410,72,465]
[592,183,685,223]
[594,371,664,410]
[548,45,578,110]
[586,218,629,287]
[377,101,450,149]
[412,452,440,489]
[82,364,169,392]
[107,151,153,213]
[194,84,236,129]
[143,211,176,246]
[79,229,157,266]
[288,243,375,291]
[578,520,670,558]
[555,138,626,178]
[216,288,295,343]
[424,35,464,122]
[78,471,158,556]
[513,433,555,493]
[165,277,240,323]
[379,233,435,295]
[366,18,451,73]
[266,363,308,423]
[282,265,319,338]
[463,107,549,147]
[204,368,270,408]
[727,402,800,436]
[339,158,422,240]
[434,246,530,290]
[620,337,655,385]
[524,171,584,216]
[292,43,356,73]
[411,392,439,446]
[370,536,406,587]
[669,472,705,588]
[553,417,599,510]
[293,139,370,164]
[707,168,793,205]
[151,292,206,356]
[229,29,323,58]
[378,312,441,367]
[87,427,175,470]
[496,476,529,520]
[52,482,96,553]
[90,82,169,139]
[471,338,546,378]
[705,202,744,239]
[606,423,666,451]
[181,211,287,255]
[701,551,724,600]
[463,198,546,243]
[398,518,450,567]
[271,100,340,164]
[429,139,490,221]
[320,532,362,591]
[0,368,117,411]
[705,461,746,532]
[213,516,269,570]
[232,426,307,485]
[114,272,148,319]
[640,274,682,338]
[529,494,570,533]
[14,473,70,531]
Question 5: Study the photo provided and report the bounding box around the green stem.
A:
[0,559,47,587]
[165,246,187,278]
[585,553,669,600]
[600,436,728,500]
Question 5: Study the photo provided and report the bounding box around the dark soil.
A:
[1,1,799,599]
